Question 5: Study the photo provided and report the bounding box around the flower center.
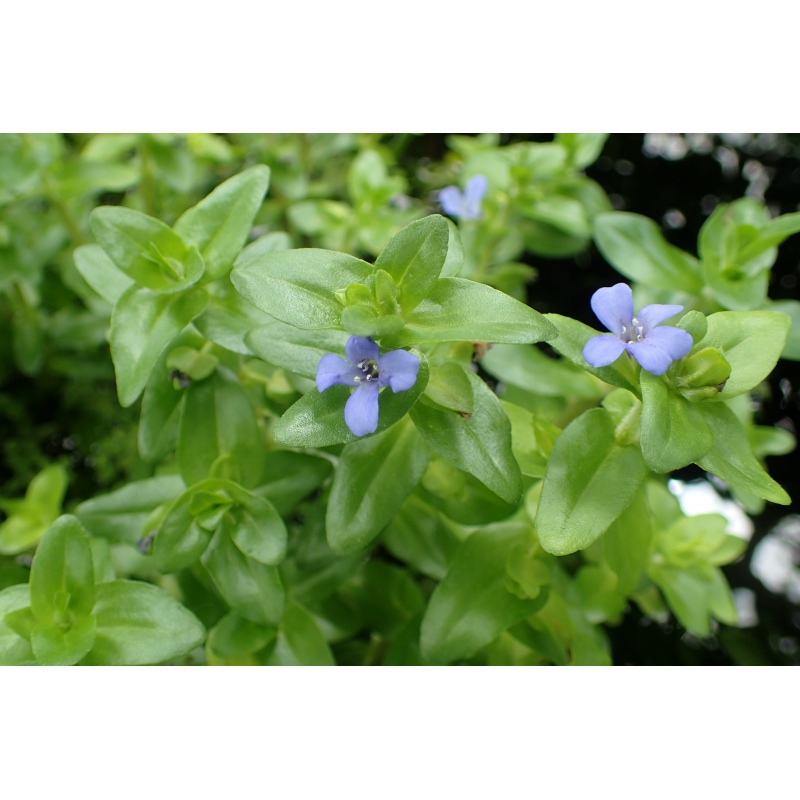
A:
[353,358,380,383]
[621,317,645,343]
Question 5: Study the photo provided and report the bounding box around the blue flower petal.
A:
[317,353,358,391]
[591,283,634,338]
[463,175,489,218]
[646,325,694,359]
[378,349,420,392]
[583,334,627,368]
[344,381,380,436]
[346,335,380,365]
[636,303,684,335]
[439,186,465,217]
[627,327,692,375]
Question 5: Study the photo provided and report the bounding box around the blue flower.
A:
[582,283,693,376]
[439,174,489,220]
[316,336,420,436]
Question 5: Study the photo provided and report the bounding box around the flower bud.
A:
[676,347,731,402]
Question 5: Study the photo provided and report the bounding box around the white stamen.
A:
[353,376,361,383]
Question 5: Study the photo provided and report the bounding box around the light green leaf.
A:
[110,284,208,407]
[177,369,264,488]
[693,310,790,399]
[90,206,205,293]
[555,133,608,169]
[326,417,430,554]
[593,211,704,294]
[697,402,790,505]
[76,474,184,544]
[29,515,95,625]
[481,342,603,399]
[374,214,449,312]
[384,277,557,348]
[208,611,276,659]
[602,488,652,595]
[0,585,36,665]
[420,522,541,665]
[73,244,134,305]
[640,370,713,472]
[201,519,285,626]
[410,370,522,504]
[382,495,461,581]
[84,580,206,665]
[31,616,96,666]
[263,602,335,666]
[174,165,270,281]
[0,464,68,555]
[247,321,349,380]
[231,248,372,330]
[536,408,649,555]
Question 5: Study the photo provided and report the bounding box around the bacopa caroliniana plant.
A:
[0,133,797,666]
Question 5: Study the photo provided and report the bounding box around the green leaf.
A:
[247,321,349,380]
[416,457,518,525]
[555,133,608,169]
[90,206,205,293]
[73,244,134,305]
[420,523,541,664]
[173,165,270,281]
[648,564,735,637]
[697,402,790,505]
[0,464,68,555]
[263,601,335,666]
[693,311,790,399]
[231,248,372,330]
[274,349,429,448]
[29,515,95,625]
[536,408,649,555]
[208,611,276,659]
[326,418,430,554]
[374,214,449,312]
[738,210,800,262]
[152,483,215,572]
[481,342,603,399]
[0,585,36,665]
[640,371,713,472]
[84,580,206,665]
[410,370,522,504]
[31,616,96,666]
[192,283,273,355]
[767,299,800,360]
[201,518,285,626]
[698,199,775,310]
[227,487,287,566]
[76,474,184,544]
[382,495,461,581]
[52,159,138,200]
[602,488,652,595]
[440,219,465,278]
[138,330,205,461]
[110,284,208,407]
[340,306,404,338]
[383,278,557,348]
[543,313,640,394]
[177,369,264,488]
[593,211,704,294]
[259,451,333,516]
[424,361,475,414]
